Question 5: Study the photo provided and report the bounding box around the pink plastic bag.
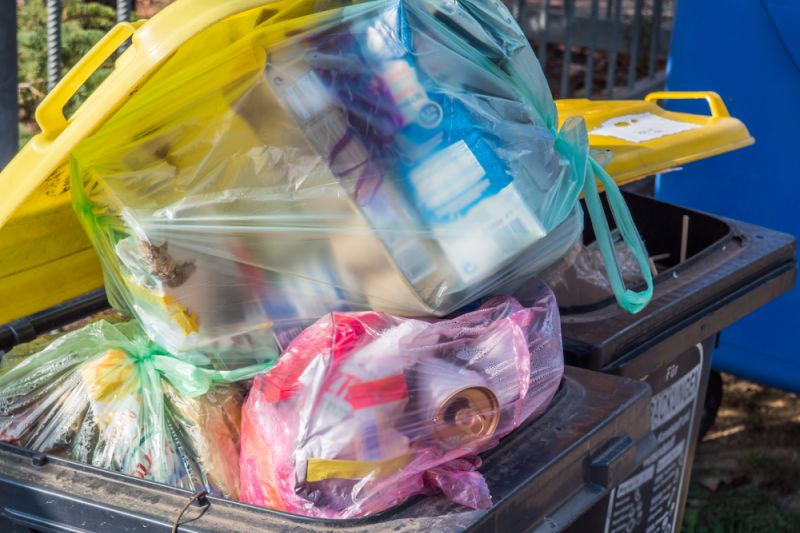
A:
[239,281,563,518]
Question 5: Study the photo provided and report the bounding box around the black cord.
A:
[172,490,209,533]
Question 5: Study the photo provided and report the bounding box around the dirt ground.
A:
[683,375,800,532]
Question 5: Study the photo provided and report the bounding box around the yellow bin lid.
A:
[557,91,754,187]
[0,0,285,226]
[0,0,754,323]
[0,0,278,323]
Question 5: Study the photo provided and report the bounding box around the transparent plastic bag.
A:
[0,320,272,498]
[239,281,563,518]
[71,0,651,361]
[539,235,646,308]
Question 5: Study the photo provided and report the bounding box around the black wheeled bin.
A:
[0,190,793,533]
[555,191,797,533]
[0,293,657,533]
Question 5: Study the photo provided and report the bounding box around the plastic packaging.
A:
[239,282,563,518]
[0,320,272,499]
[539,237,645,309]
[70,0,652,361]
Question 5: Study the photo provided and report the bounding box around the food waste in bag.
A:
[0,320,272,499]
[239,282,563,518]
[70,0,653,363]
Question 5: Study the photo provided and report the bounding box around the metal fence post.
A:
[606,0,623,97]
[628,0,645,91]
[537,0,551,71]
[0,0,17,165]
[46,0,62,92]
[117,0,132,23]
[648,0,664,79]
[511,0,526,22]
[117,0,132,53]
[585,0,600,98]
[559,0,576,98]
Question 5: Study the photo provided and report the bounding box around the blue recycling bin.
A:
[657,0,800,391]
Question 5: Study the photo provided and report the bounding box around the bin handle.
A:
[645,91,730,118]
[35,21,145,140]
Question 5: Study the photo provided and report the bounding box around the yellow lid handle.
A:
[645,91,730,118]
[35,21,145,140]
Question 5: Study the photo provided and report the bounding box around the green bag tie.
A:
[149,354,275,398]
[552,116,654,314]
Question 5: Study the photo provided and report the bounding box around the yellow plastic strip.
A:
[306,454,412,483]
[0,247,103,324]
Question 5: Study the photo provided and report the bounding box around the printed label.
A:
[383,59,441,128]
[364,187,439,286]
[590,113,701,144]
[604,343,705,533]
[80,349,141,443]
[434,184,546,284]
[650,363,702,429]
[273,70,330,124]
[389,238,439,284]
[409,140,489,217]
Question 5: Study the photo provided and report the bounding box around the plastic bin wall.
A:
[553,192,795,532]
[0,297,656,532]
[567,338,714,533]
[656,0,800,392]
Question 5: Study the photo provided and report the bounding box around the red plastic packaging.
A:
[240,281,563,518]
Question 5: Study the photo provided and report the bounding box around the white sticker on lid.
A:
[590,112,701,144]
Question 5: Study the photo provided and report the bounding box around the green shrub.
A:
[17,0,117,146]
